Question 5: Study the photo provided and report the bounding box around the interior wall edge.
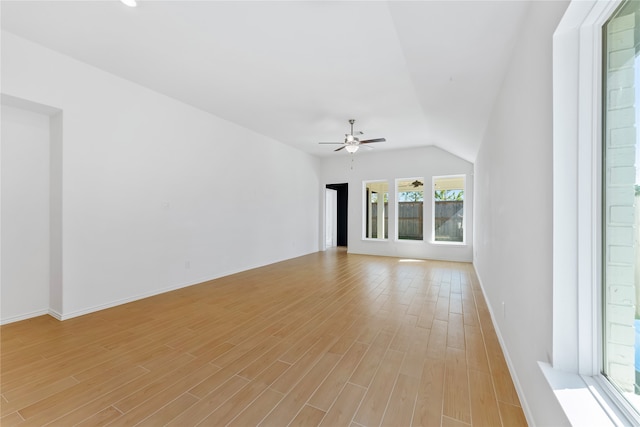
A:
[47,308,62,321]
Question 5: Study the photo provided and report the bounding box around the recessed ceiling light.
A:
[120,0,137,7]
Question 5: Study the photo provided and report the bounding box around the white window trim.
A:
[548,0,639,425]
[430,241,466,246]
[431,174,466,245]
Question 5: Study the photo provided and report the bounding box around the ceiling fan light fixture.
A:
[120,0,137,7]
[318,119,384,154]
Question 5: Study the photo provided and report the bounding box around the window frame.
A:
[549,0,640,424]
[601,1,640,410]
[362,180,389,241]
[431,174,466,245]
[394,177,425,242]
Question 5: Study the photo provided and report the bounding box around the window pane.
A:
[603,0,640,412]
[433,176,464,242]
[364,181,388,239]
[397,178,424,240]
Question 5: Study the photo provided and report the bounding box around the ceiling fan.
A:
[319,119,386,153]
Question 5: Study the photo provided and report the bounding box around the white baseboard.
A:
[56,275,222,321]
[0,309,49,325]
[473,263,535,427]
[45,250,319,322]
[48,308,63,321]
[1,272,266,324]
[0,249,320,325]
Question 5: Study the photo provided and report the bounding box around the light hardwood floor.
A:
[1,248,526,426]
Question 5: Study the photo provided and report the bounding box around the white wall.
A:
[321,146,473,262]
[473,1,570,426]
[1,105,51,322]
[1,31,320,320]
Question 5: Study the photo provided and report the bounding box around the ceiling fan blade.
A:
[319,142,344,145]
[334,146,346,152]
[360,138,386,144]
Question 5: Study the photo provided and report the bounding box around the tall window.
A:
[396,178,424,240]
[364,181,388,239]
[433,175,465,243]
[603,0,640,413]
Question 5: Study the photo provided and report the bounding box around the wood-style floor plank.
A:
[380,373,419,427]
[226,389,284,427]
[319,382,367,427]
[0,411,25,427]
[353,349,404,426]
[0,248,526,426]
[260,352,342,426]
[308,341,368,411]
[469,369,502,426]
[135,393,199,427]
[289,405,326,427]
[443,347,471,424]
[412,357,446,427]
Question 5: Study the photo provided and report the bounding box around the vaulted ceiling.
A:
[1,1,530,161]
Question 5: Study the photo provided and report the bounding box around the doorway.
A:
[325,183,348,247]
[1,95,63,324]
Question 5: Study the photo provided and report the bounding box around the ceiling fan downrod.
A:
[346,119,356,143]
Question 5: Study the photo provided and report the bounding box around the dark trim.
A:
[326,183,348,247]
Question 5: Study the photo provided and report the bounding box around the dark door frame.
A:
[326,183,348,247]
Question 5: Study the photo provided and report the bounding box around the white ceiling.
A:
[0,0,530,161]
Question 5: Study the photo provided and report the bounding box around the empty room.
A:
[2,0,639,426]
